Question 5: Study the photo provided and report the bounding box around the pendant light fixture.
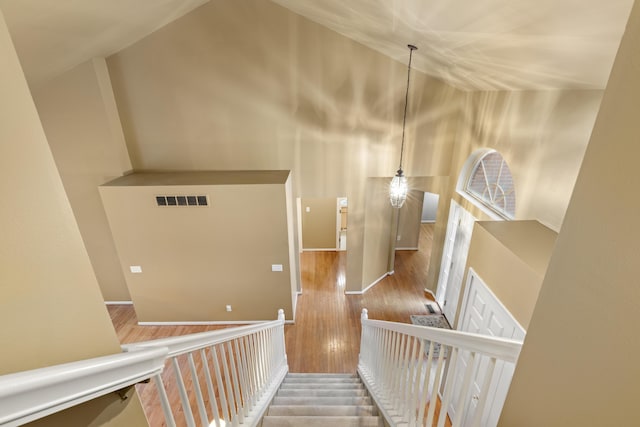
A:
[389,44,417,208]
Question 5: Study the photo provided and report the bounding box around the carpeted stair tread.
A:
[280,382,364,389]
[277,388,367,397]
[272,396,373,406]
[268,405,378,416]
[262,373,381,426]
[286,373,358,378]
[283,377,362,383]
[261,415,381,427]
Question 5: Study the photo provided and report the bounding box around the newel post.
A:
[277,309,285,321]
[361,308,368,322]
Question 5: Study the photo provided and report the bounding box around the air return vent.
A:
[155,195,208,207]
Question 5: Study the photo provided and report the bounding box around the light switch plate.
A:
[130,265,142,273]
[271,264,283,272]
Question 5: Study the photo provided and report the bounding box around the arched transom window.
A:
[465,151,516,219]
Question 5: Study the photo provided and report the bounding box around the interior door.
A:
[439,202,475,323]
[448,269,525,426]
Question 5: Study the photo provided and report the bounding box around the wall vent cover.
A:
[155,195,208,207]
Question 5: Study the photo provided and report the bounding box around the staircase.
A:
[261,373,382,427]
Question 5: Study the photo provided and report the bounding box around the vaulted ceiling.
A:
[0,0,634,90]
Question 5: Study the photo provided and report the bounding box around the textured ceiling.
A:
[0,0,634,90]
[0,0,208,86]
[271,0,634,90]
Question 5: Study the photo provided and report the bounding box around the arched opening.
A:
[457,149,516,219]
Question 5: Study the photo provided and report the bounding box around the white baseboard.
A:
[139,319,293,326]
[421,220,436,223]
[395,247,419,251]
[105,301,133,305]
[302,248,337,252]
[424,288,437,300]
[345,272,390,295]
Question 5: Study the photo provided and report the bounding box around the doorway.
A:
[337,197,348,251]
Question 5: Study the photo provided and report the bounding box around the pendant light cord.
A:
[398,44,417,172]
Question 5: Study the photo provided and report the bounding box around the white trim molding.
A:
[0,348,167,426]
[138,320,284,326]
[423,288,437,300]
[345,272,390,295]
[104,301,133,305]
[395,247,419,251]
[302,248,337,252]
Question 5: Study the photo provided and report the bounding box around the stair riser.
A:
[283,378,362,383]
[286,373,358,378]
[277,389,367,397]
[262,416,381,427]
[273,396,372,406]
[280,383,364,389]
[268,405,378,416]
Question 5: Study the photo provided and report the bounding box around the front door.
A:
[437,201,475,324]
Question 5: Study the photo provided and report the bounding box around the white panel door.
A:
[439,203,475,323]
[448,269,525,426]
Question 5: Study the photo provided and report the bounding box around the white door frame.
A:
[436,200,475,324]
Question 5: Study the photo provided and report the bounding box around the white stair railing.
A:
[357,309,523,427]
[123,309,288,427]
[0,310,287,427]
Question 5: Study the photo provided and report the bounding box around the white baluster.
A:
[171,357,196,427]
[437,347,460,427]
[211,345,230,422]
[403,336,419,422]
[219,343,238,426]
[424,342,445,426]
[233,339,250,417]
[200,349,221,427]
[187,352,209,426]
[409,338,426,427]
[392,334,407,410]
[241,336,257,408]
[227,341,244,424]
[152,373,176,427]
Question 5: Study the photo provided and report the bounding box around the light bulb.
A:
[389,171,408,208]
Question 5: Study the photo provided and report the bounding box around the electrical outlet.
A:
[226,305,232,312]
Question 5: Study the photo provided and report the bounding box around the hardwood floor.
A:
[285,223,436,373]
[108,223,437,372]
[107,223,441,424]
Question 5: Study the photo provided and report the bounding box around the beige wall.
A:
[0,10,146,425]
[106,0,462,292]
[33,58,132,301]
[500,1,640,424]
[301,197,337,249]
[396,190,424,249]
[451,89,602,231]
[461,221,557,330]
[361,178,395,288]
[99,172,295,322]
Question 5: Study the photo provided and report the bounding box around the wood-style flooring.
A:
[107,224,441,424]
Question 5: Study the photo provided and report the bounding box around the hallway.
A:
[285,223,436,372]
